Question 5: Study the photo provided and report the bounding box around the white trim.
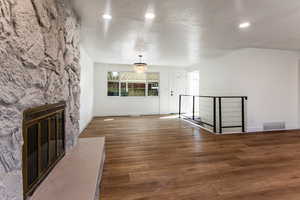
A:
[181,119,300,135]
[107,71,160,97]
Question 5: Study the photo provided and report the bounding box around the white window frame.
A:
[107,71,160,97]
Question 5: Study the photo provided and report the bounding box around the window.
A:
[147,73,160,96]
[148,82,159,96]
[107,72,119,96]
[121,82,146,96]
[188,71,199,96]
[107,72,159,97]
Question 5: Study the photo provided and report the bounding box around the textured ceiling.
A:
[72,0,300,67]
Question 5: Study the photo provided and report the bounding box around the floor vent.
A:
[263,122,285,131]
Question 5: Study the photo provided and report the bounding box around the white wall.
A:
[192,48,300,131]
[93,63,187,116]
[79,46,94,132]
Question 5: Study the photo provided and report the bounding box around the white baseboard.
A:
[181,120,300,135]
[247,127,300,133]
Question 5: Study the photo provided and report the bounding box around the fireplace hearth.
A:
[22,102,66,199]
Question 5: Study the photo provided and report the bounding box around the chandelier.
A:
[133,55,148,73]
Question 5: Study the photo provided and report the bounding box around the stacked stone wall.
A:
[0,0,80,199]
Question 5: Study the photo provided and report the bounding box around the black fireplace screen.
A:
[23,102,66,198]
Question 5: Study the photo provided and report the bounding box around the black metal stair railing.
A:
[179,95,248,133]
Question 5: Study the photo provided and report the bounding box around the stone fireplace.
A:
[0,0,81,199]
[22,102,66,199]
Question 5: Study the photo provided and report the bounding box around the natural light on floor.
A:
[104,118,115,122]
[159,115,179,119]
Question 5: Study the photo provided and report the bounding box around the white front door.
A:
[169,71,187,114]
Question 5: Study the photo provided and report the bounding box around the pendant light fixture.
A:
[133,55,148,73]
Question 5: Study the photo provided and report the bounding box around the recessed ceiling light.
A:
[239,22,251,29]
[102,14,112,20]
[145,13,155,20]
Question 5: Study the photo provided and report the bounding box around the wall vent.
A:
[263,122,286,131]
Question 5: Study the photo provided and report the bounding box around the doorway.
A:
[169,71,187,114]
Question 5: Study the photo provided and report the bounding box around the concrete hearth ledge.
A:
[30,137,105,200]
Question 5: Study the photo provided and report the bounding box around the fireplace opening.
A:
[22,102,66,199]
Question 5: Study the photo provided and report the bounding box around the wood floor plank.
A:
[80,115,300,200]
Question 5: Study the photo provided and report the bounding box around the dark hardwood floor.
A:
[80,115,300,200]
